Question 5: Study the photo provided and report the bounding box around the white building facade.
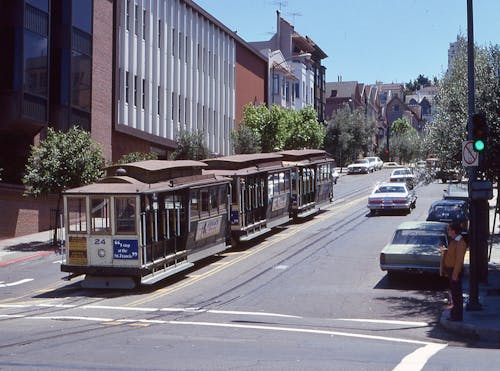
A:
[116,0,236,156]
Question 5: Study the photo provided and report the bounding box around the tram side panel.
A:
[266,169,292,228]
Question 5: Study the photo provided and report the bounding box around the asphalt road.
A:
[1,169,498,370]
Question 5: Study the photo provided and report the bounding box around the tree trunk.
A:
[53,193,62,246]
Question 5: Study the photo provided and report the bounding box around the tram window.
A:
[67,197,87,233]
[267,175,273,199]
[115,197,136,234]
[273,173,279,194]
[284,171,290,190]
[201,190,209,214]
[219,186,227,211]
[191,190,199,220]
[210,188,219,213]
[90,197,111,233]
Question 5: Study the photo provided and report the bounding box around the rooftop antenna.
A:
[287,11,302,25]
[272,0,288,12]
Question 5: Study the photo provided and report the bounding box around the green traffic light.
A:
[474,139,485,152]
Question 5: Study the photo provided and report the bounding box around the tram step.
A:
[239,227,271,241]
[141,262,194,285]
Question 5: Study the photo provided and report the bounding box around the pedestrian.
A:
[440,222,468,321]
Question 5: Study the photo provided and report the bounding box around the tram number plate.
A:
[113,239,139,260]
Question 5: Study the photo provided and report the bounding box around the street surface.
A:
[1,168,498,370]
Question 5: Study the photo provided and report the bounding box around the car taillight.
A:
[393,199,407,204]
[370,199,383,204]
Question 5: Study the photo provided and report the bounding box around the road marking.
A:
[0,279,34,288]
[336,318,429,327]
[393,343,448,371]
[0,313,443,347]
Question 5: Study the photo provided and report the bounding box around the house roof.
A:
[325,81,358,98]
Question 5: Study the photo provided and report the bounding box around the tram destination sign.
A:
[113,239,139,260]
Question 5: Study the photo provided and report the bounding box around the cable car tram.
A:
[61,160,231,289]
[203,153,293,244]
[280,149,336,219]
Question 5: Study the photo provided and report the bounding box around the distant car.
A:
[364,156,383,170]
[383,162,402,168]
[331,168,340,184]
[367,182,417,215]
[426,199,469,234]
[389,168,416,188]
[380,221,449,278]
[347,159,373,174]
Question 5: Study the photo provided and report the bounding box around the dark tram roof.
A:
[105,160,207,184]
[64,173,230,195]
[203,153,284,170]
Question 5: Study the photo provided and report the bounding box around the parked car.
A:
[383,162,402,168]
[347,159,373,174]
[367,182,417,215]
[435,167,463,183]
[389,168,416,188]
[364,156,384,170]
[426,199,469,234]
[380,221,449,278]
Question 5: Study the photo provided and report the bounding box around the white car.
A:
[389,168,416,187]
[364,156,383,170]
[367,182,417,215]
[347,159,373,174]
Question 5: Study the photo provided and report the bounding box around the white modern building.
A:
[116,0,237,156]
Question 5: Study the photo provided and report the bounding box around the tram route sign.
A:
[462,140,479,167]
[113,239,139,259]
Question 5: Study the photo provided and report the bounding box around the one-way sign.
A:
[462,140,479,167]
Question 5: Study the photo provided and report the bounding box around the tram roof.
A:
[105,160,207,183]
[279,149,328,160]
[203,153,284,170]
[64,174,230,196]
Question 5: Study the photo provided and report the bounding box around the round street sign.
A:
[462,140,479,167]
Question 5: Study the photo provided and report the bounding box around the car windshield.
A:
[392,230,446,246]
[376,186,405,193]
[393,169,410,175]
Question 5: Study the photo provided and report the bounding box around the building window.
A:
[142,78,145,109]
[185,35,188,61]
[185,97,188,124]
[272,74,279,95]
[178,94,181,121]
[23,31,48,97]
[394,104,400,112]
[134,75,137,106]
[72,0,93,33]
[178,32,182,58]
[126,0,130,30]
[171,92,175,120]
[142,9,146,40]
[172,28,175,56]
[157,86,161,114]
[134,4,138,36]
[295,82,300,98]
[125,71,129,103]
[158,20,161,48]
[71,51,91,111]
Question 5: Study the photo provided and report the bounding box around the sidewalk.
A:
[439,191,500,343]
[0,230,57,267]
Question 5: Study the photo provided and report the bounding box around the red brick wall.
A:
[0,184,58,239]
[91,0,113,163]
[111,131,157,162]
[235,44,268,128]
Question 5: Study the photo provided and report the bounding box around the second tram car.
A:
[203,153,293,244]
[61,160,231,288]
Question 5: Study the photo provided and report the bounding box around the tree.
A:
[283,106,325,150]
[115,151,158,164]
[423,36,500,182]
[170,130,211,160]
[22,126,104,244]
[404,74,433,95]
[389,118,420,164]
[324,105,374,166]
[231,124,261,154]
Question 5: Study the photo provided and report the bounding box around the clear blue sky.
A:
[194,0,499,85]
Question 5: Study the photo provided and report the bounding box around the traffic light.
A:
[471,113,488,152]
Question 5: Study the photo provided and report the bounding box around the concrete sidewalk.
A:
[0,230,57,267]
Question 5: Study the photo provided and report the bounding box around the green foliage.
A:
[404,74,433,95]
[389,118,420,164]
[242,103,325,152]
[283,106,325,150]
[231,125,261,154]
[170,130,211,160]
[22,126,104,197]
[115,151,158,164]
[423,36,500,180]
[324,105,375,166]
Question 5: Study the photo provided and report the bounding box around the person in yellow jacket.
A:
[440,222,467,321]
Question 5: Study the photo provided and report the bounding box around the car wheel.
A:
[387,271,398,281]
[369,209,376,216]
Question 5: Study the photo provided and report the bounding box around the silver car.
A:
[367,182,417,215]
